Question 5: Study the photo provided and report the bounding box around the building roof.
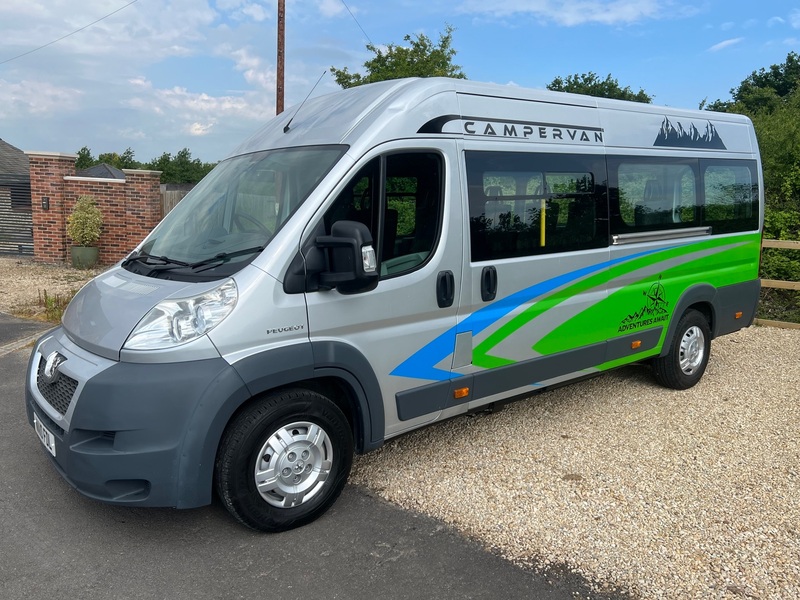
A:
[76,163,126,180]
[0,138,29,176]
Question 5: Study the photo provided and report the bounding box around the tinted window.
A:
[616,161,697,229]
[466,151,607,262]
[609,157,759,235]
[702,161,759,233]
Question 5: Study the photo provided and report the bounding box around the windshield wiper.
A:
[189,245,266,272]
[122,252,191,268]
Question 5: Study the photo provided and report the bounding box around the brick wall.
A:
[26,152,162,264]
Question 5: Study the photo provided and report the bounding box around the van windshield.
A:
[124,145,346,280]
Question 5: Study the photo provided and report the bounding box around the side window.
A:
[609,157,759,236]
[467,151,607,262]
[324,152,443,278]
[613,161,698,232]
[702,162,759,233]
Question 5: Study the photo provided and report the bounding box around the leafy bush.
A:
[66,195,103,246]
[760,208,800,323]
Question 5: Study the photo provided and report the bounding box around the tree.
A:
[74,146,215,184]
[547,72,652,103]
[119,147,139,169]
[708,52,800,322]
[75,146,95,170]
[750,89,800,214]
[330,25,466,89]
[704,51,800,114]
[96,148,141,170]
[143,148,216,184]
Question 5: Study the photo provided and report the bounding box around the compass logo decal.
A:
[618,276,670,332]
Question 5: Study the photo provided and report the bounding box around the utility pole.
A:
[276,0,285,114]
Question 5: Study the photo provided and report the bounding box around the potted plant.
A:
[67,195,103,268]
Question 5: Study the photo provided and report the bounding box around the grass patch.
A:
[757,288,800,324]
[13,289,79,323]
[39,289,75,323]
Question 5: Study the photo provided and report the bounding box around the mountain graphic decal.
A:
[653,117,726,150]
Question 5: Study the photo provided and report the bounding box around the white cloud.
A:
[768,16,785,27]
[215,0,248,10]
[187,122,216,136]
[226,46,277,90]
[124,75,272,125]
[118,128,147,141]
[0,0,217,70]
[720,21,735,31]
[791,9,800,29]
[241,3,270,22]
[141,84,251,115]
[457,0,665,26]
[318,0,346,18]
[708,37,743,52]
[0,78,82,117]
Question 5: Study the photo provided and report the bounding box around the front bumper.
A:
[25,328,246,508]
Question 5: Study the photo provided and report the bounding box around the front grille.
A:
[36,357,78,416]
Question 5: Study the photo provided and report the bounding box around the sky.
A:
[1,0,798,164]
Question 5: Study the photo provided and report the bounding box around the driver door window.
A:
[325,152,443,278]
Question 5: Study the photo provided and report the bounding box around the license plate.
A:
[33,415,56,457]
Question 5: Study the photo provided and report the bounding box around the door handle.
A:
[481,266,497,302]
[436,270,455,308]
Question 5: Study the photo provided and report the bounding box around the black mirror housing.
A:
[316,220,379,294]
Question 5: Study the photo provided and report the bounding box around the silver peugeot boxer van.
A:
[26,77,763,531]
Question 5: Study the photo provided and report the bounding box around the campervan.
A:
[26,78,763,531]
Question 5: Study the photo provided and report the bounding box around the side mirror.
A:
[316,220,379,294]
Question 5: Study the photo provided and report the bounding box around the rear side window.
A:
[466,151,607,262]
[609,157,759,235]
[702,162,759,234]
[616,161,697,229]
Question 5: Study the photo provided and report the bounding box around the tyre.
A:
[652,309,711,390]
[215,388,353,532]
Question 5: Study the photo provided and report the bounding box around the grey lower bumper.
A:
[25,332,248,508]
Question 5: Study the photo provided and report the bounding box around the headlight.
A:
[124,279,238,350]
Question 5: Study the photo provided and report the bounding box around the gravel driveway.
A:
[352,326,800,599]
[3,256,798,598]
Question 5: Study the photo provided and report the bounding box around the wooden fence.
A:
[160,189,189,217]
[755,238,800,330]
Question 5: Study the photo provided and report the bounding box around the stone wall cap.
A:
[64,176,126,184]
[122,168,162,175]
[24,151,78,159]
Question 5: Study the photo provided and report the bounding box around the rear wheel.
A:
[652,309,711,390]
[215,388,353,532]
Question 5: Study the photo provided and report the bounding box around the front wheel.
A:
[652,309,711,390]
[215,388,353,532]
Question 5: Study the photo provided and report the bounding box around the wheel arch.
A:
[176,341,385,508]
[659,284,716,358]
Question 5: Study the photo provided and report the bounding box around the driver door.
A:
[304,142,464,438]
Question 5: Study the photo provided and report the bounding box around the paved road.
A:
[1,314,628,600]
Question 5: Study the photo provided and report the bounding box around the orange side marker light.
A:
[735,311,743,319]
[453,387,470,400]
[631,340,642,350]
